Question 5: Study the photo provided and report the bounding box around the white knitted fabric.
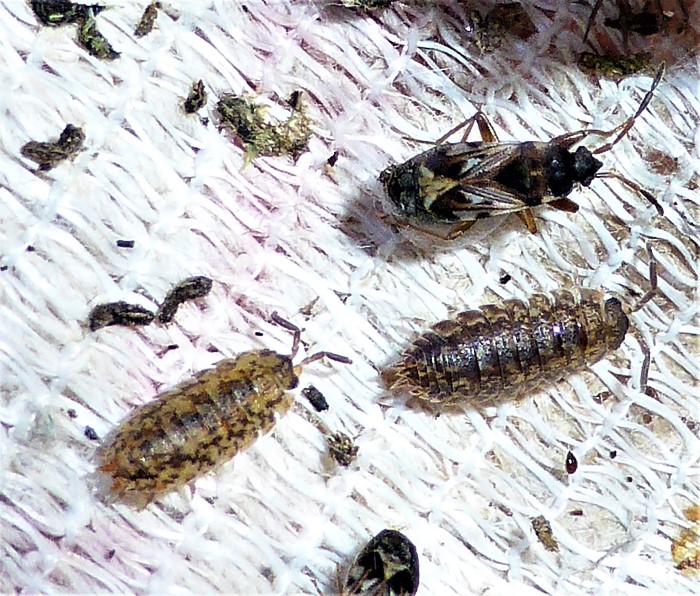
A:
[1,1,698,593]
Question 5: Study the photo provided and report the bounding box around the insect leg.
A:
[517,209,539,234]
[583,0,604,45]
[550,64,664,152]
[596,171,664,215]
[434,111,500,145]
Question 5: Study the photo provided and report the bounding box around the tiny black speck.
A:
[84,426,99,440]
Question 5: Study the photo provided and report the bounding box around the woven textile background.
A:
[1,1,698,593]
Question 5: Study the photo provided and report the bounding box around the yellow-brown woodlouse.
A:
[96,313,350,508]
[384,253,656,407]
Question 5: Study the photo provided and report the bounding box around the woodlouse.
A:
[95,313,350,508]
[384,252,656,407]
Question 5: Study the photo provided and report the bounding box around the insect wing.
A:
[423,142,537,221]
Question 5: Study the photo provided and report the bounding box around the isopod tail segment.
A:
[270,311,352,380]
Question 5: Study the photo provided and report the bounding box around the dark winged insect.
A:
[184,80,207,114]
[384,248,657,407]
[380,65,665,237]
[343,529,419,595]
[134,2,160,38]
[157,275,213,324]
[95,312,350,508]
[88,301,155,331]
[21,124,85,171]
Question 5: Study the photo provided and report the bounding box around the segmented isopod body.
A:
[384,289,630,407]
[96,314,350,508]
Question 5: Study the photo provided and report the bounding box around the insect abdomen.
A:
[385,290,629,407]
[97,349,296,508]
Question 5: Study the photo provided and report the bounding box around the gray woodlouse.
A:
[95,313,350,508]
[384,251,656,407]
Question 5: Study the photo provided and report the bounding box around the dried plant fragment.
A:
[184,80,207,114]
[30,0,106,26]
[88,301,155,331]
[532,515,559,552]
[579,51,652,78]
[157,276,213,324]
[77,13,119,60]
[21,123,85,171]
[216,91,311,160]
[134,1,160,37]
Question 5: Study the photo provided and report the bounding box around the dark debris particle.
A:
[84,426,99,440]
[105,549,116,560]
[345,529,420,596]
[67,408,78,419]
[116,239,135,248]
[26,245,36,252]
[31,0,106,26]
[328,432,358,467]
[157,276,213,324]
[569,509,584,517]
[301,385,329,412]
[532,515,559,552]
[254,331,263,337]
[88,301,156,331]
[499,273,511,284]
[565,451,578,474]
[326,150,339,167]
[134,2,160,37]
[77,16,119,60]
[610,450,617,459]
[184,80,207,114]
[20,124,85,171]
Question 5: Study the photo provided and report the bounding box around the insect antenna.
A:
[270,311,352,373]
[592,63,665,156]
[629,244,658,313]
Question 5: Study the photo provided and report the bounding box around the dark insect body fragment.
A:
[88,301,155,331]
[532,515,559,552]
[380,65,664,237]
[565,450,578,474]
[384,286,645,408]
[157,275,213,324]
[134,2,160,37]
[302,385,330,411]
[344,529,419,596]
[184,80,207,114]
[328,431,359,467]
[21,124,85,171]
[96,313,350,508]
